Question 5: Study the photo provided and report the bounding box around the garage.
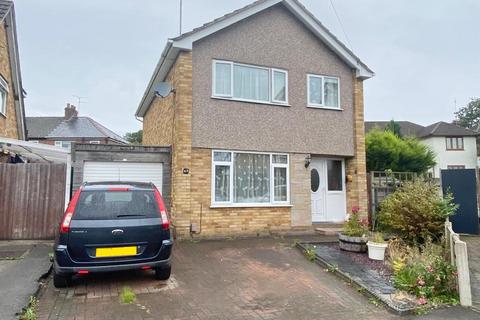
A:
[72,143,171,210]
[83,161,163,192]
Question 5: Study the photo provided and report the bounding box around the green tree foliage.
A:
[366,130,436,173]
[385,119,403,138]
[377,181,458,244]
[124,130,143,145]
[454,98,480,130]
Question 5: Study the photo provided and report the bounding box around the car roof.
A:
[82,181,155,191]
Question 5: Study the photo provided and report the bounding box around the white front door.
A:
[310,158,346,223]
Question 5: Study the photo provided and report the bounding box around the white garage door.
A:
[83,161,163,192]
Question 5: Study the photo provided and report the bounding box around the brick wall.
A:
[178,148,292,238]
[345,77,368,218]
[0,21,18,139]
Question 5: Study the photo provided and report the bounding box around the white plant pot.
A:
[367,241,388,261]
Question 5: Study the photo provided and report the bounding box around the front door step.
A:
[315,226,342,236]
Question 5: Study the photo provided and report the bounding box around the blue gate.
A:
[441,169,479,235]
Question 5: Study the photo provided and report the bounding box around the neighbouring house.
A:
[365,121,479,178]
[26,104,127,148]
[136,0,374,238]
[0,0,26,140]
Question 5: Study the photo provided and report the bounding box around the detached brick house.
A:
[27,104,127,147]
[0,0,26,140]
[136,0,374,238]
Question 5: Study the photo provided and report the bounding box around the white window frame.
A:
[54,141,72,149]
[211,150,290,207]
[212,60,289,105]
[29,140,39,144]
[271,68,288,104]
[307,74,341,110]
[0,75,8,116]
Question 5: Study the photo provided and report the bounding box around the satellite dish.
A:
[154,82,174,98]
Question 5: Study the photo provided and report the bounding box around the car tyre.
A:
[53,270,71,288]
[154,265,171,280]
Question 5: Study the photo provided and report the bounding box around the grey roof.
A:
[171,0,373,74]
[26,117,127,143]
[365,121,479,138]
[417,121,478,138]
[26,117,63,138]
[0,0,12,22]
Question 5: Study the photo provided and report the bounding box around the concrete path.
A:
[464,235,480,311]
[0,241,52,320]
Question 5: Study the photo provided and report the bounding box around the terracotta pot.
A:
[338,233,368,253]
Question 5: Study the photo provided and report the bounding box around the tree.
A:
[124,130,143,145]
[454,98,480,130]
[366,130,436,173]
[384,119,402,138]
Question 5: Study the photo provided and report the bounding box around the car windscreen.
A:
[73,190,160,220]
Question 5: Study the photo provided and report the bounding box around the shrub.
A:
[377,181,458,244]
[366,129,436,173]
[392,239,458,305]
[342,206,369,237]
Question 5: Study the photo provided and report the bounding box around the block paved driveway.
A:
[36,237,410,320]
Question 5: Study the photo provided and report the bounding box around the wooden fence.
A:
[0,163,66,239]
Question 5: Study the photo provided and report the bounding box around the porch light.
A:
[304,155,311,168]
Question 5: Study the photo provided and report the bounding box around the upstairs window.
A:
[307,74,340,109]
[212,60,288,104]
[446,137,464,150]
[0,75,8,116]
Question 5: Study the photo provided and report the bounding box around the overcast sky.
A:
[14,0,480,136]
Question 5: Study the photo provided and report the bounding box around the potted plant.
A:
[367,232,388,261]
[338,206,369,253]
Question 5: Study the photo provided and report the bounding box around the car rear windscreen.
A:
[73,190,160,220]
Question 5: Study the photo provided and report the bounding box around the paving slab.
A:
[0,241,52,320]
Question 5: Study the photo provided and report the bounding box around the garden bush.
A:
[342,206,369,237]
[391,239,458,306]
[377,181,458,244]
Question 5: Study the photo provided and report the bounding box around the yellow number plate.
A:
[95,246,137,258]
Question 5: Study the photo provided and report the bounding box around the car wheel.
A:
[154,265,171,280]
[53,270,71,288]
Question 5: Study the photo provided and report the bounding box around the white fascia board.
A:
[135,42,180,117]
[173,0,283,50]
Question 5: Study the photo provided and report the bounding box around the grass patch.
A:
[20,296,37,320]
[119,287,136,304]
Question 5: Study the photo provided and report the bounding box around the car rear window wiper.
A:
[115,214,147,218]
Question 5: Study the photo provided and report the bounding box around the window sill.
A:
[211,96,291,108]
[307,105,343,111]
[210,203,292,209]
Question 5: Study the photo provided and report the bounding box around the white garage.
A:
[83,161,163,192]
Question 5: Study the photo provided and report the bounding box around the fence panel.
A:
[0,163,66,239]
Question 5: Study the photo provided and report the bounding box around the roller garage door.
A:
[83,161,163,192]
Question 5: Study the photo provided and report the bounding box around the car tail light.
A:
[60,187,82,234]
[78,270,89,275]
[154,187,170,230]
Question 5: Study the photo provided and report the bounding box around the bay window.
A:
[212,60,288,104]
[307,74,340,109]
[212,150,289,206]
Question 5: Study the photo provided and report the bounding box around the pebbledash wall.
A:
[143,51,367,238]
[0,20,18,139]
[142,5,368,238]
